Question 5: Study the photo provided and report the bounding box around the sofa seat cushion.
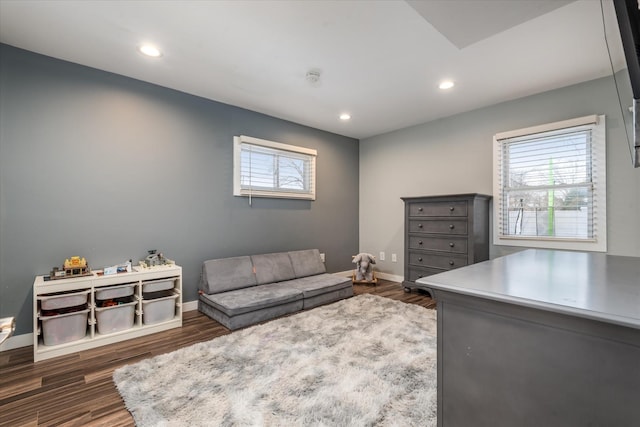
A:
[277,274,351,298]
[200,285,302,317]
[201,256,256,294]
[251,252,296,285]
[288,249,326,278]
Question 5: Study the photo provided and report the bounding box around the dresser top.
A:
[417,249,640,329]
[401,193,492,202]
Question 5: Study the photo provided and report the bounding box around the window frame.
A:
[493,115,607,252]
[233,135,317,201]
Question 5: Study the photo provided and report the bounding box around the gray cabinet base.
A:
[434,290,640,427]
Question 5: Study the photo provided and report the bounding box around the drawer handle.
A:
[449,206,455,211]
[449,242,455,247]
[418,240,423,245]
[418,223,423,228]
[418,257,423,262]
[418,207,423,212]
[449,224,455,230]
[449,260,455,266]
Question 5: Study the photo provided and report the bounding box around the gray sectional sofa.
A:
[198,249,353,330]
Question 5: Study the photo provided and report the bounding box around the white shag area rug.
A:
[113,294,437,426]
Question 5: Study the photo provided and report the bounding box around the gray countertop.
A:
[416,249,640,329]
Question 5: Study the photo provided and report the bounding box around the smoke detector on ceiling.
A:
[306,69,321,85]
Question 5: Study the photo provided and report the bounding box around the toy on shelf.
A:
[139,250,175,269]
[352,253,378,285]
[49,256,92,280]
[103,260,132,276]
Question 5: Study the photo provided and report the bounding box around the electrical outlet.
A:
[379,251,385,261]
[320,253,325,262]
[392,253,397,262]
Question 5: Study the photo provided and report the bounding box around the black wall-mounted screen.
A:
[613,0,640,167]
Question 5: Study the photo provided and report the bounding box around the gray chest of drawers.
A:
[401,194,491,294]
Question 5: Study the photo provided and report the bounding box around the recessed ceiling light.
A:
[339,113,351,121]
[139,44,162,57]
[439,80,455,90]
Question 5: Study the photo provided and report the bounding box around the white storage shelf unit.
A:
[33,265,182,362]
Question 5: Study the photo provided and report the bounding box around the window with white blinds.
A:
[493,115,607,252]
[233,135,316,202]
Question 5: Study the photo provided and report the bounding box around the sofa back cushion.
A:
[201,256,256,294]
[288,249,326,278]
[251,252,296,285]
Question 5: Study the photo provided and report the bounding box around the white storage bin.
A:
[142,293,179,325]
[95,283,136,300]
[142,289,174,301]
[95,300,137,335]
[40,309,89,346]
[39,290,90,310]
[142,278,175,293]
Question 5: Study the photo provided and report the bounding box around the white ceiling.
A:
[0,0,626,139]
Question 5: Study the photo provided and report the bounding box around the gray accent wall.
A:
[360,76,640,277]
[0,44,359,336]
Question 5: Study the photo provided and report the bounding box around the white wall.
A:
[360,76,640,277]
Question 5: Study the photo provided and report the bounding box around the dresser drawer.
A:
[408,267,445,282]
[409,252,468,270]
[408,219,468,235]
[409,201,468,217]
[408,235,468,253]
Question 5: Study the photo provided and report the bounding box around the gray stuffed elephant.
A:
[353,253,376,281]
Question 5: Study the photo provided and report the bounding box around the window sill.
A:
[494,236,606,252]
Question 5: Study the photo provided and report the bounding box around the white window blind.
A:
[493,115,606,252]
[233,135,316,202]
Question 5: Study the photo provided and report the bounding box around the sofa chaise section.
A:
[277,274,354,309]
[199,285,303,331]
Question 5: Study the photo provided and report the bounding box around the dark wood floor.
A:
[0,281,434,427]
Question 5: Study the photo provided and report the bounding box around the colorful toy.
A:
[50,256,91,279]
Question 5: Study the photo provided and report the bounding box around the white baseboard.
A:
[375,272,404,283]
[183,300,198,312]
[0,333,33,352]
